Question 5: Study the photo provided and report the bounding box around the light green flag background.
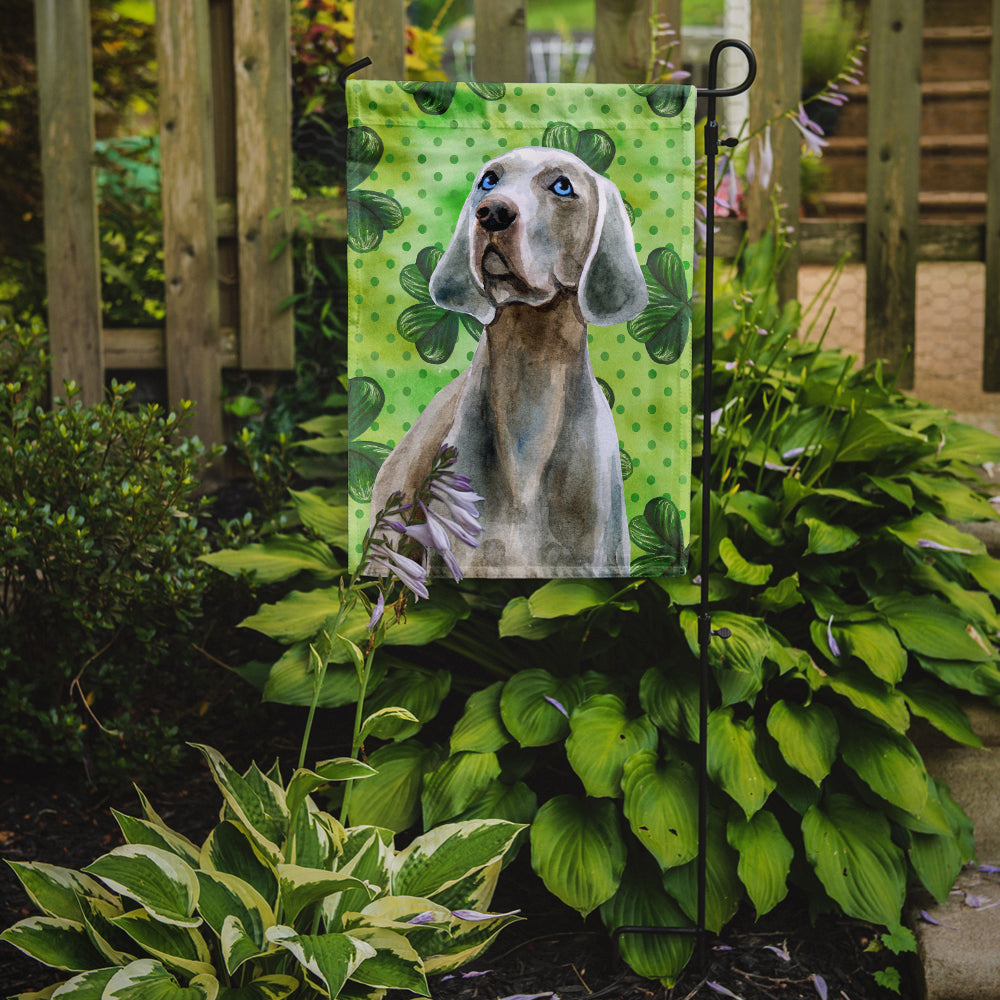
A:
[346,80,695,577]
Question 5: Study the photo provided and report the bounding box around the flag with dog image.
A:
[347,80,695,579]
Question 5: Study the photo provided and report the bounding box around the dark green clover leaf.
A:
[630,84,689,117]
[620,448,633,482]
[346,126,383,190]
[630,495,688,576]
[398,81,505,116]
[628,246,692,365]
[348,376,385,442]
[542,123,616,175]
[347,377,391,502]
[349,439,393,503]
[345,126,403,252]
[396,246,483,364]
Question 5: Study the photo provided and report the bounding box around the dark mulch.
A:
[1,748,914,1000]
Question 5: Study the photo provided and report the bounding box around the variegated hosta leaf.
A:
[566,695,658,798]
[83,845,200,928]
[765,700,838,786]
[529,795,626,917]
[661,811,742,934]
[191,746,288,863]
[200,822,278,910]
[215,975,299,1000]
[0,916,107,972]
[421,906,523,975]
[421,859,501,916]
[802,793,906,926]
[450,681,511,754]
[277,865,376,925]
[323,829,393,931]
[285,761,375,824]
[4,861,118,922]
[421,751,501,829]
[345,926,429,995]
[46,966,118,997]
[77,894,136,966]
[265,926,376,998]
[391,820,524,901]
[102,959,218,999]
[110,909,214,979]
[112,811,201,868]
[195,871,274,973]
[288,802,344,870]
[621,751,699,871]
[727,811,793,918]
[599,853,694,987]
[707,707,776,819]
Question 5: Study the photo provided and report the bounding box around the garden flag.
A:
[347,80,696,578]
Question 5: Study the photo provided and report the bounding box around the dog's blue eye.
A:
[550,176,574,197]
[479,171,499,191]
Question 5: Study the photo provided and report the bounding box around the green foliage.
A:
[0,318,220,783]
[212,232,1000,985]
[1,744,524,998]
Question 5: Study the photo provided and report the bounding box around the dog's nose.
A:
[476,200,517,233]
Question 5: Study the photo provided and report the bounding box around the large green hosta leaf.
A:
[838,718,929,817]
[265,926,374,998]
[706,708,775,818]
[103,959,218,1000]
[0,916,107,972]
[450,682,511,754]
[421,751,502,828]
[499,670,585,747]
[802,794,906,926]
[4,862,118,923]
[347,740,442,832]
[765,700,838,786]
[680,610,770,706]
[727,811,793,918]
[566,695,658,798]
[639,663,699,743]
[600,852,694,987]
[874,594,995,662]
[530,795,627,917]
[199,536,341,585]
[621,751,699,870]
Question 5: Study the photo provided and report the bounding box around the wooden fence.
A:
[33,0,1000,445]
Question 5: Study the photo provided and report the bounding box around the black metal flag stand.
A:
[340,37,758,974]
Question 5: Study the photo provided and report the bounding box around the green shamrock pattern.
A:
[347,81,696,576]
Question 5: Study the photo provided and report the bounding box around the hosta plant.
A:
[1,744,523,999]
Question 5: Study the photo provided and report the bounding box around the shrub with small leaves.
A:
[0,317,220,782]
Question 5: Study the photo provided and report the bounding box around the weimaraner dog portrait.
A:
[370,146,649,577]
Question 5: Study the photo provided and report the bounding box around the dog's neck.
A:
[481,291,595,507]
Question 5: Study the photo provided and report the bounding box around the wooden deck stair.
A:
[815,3,993,222]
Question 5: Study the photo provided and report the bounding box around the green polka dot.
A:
[370,351,379,361]
[370,312,379,322]
[630,492,640,504]
[616,404,625,415]
[663,457,672,468]
[631,387,641,397]
[648,405,657,415]
[647,475,656,485]
[530,103,540,113]
[600,351,610,362]
[616,369,626,380]
[631,422,640,433]
[600,104,610,114]
[433,136,443,146]
[498,103,507,113]
[663,386,673,396]
[679,440,688,449]
[662,422,672,432]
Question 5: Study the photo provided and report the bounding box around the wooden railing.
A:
[33,0,1000,445]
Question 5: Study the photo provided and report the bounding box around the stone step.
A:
[922,25,993,83]
[833,80,992,139]
[821,134,989,193]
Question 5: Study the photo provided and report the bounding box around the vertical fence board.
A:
[983,0,1000,390]
[865,0,923,389]
[157,0,223,444]
[34,0,103,404]
[355,0,406,79]
[594,0,657,83]
[747,0,801,303]
[474,0,527,81]
[233,0,294,369]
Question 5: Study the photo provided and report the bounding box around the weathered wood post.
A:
[983,0,1000,390]
[594,0,679,84]
[34,0,104,405]
[474,0,527,81]
[746,0,802,305]
[157,0,223,444]
[864,0,923,389]
[354,0,407,79]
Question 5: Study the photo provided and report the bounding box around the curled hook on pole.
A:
[337,57,373,89]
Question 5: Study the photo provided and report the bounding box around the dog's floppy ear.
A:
[429,198,496,325]
[578,176,649,327]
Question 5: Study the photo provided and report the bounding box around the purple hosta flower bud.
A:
[791,104,829,157]
[407,911,438,925]
[827,615,841,658]
[706,983,742,999]
[544,695,569,718]
[365,541,430,600]
[763,944,790,962]
[451,908,521,921]
[811,974,828,1000]
[367,590,385,631]
[917,538,973,555]
[747,125,774,191]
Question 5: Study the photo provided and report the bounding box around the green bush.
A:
[0,317,220,783]
[211,233,1000,985]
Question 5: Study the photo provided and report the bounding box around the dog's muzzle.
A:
[476,200,517,233]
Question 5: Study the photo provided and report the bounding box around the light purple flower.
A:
[747,125,774,191]
[812,974,828,1000]
[367,590,385,631]
[791,104,828,156]
[544,695,569,718]
[763,944,790,961]
[706,983,742,999]
[365,541,430,600]
[917,538,973,554]
[451,908,521,921]
[827,615,841,658]
[407,911,438,925]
